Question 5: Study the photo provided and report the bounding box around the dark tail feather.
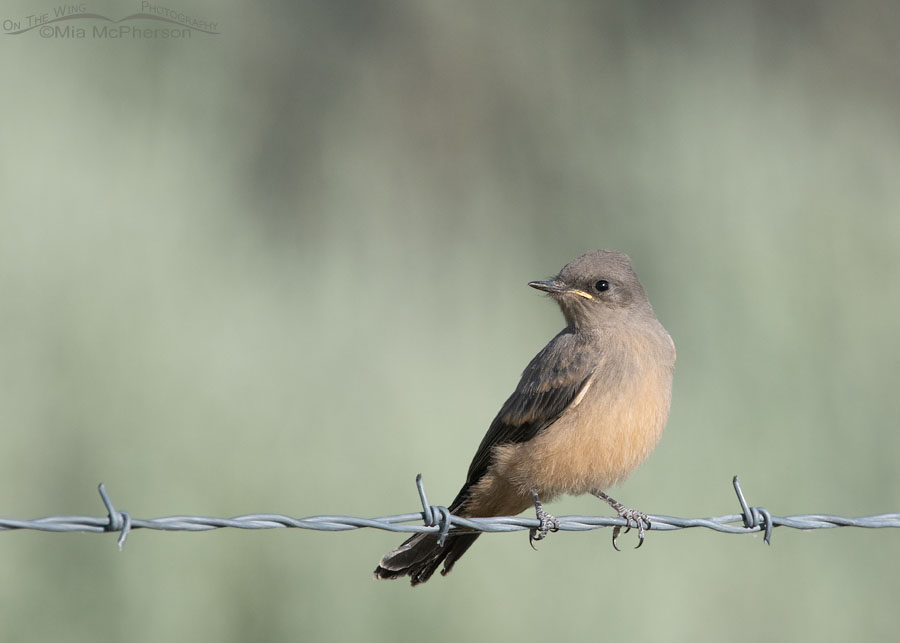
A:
[373,532,480,586]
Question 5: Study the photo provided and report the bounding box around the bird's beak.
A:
[528,280,594,300]
[529,279,567,293]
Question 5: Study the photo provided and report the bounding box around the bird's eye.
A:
[595,280,610,292]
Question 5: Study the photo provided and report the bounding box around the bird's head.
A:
[529,250,654,331]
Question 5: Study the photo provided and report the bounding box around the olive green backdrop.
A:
[2,1,899,641]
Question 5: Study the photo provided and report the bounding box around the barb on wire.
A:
[0,476,897,551]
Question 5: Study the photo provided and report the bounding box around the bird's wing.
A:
[461,331,597,491]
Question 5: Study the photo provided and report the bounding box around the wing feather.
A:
[460,330,597,492]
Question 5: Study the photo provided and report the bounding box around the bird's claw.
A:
[592,490,651,551]
[528,489,559,550]
[611,507,650,551]
[529,512,560,550]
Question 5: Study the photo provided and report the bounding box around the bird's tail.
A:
[373,532,480,586]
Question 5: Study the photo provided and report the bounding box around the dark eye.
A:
[595,280,609,292]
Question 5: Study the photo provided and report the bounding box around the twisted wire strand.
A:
[0,476,897,550]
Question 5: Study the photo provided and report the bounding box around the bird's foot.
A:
[592,490,650,551]
[610,506,650,551]
[529,489,559,549]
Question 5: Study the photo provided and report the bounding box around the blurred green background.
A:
[2,1,900,640]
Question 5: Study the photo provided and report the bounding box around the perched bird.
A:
[374,250,675,586]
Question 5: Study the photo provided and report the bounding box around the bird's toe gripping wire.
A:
[612,506,651,551]
[528,489,560,549]
[592,489,650,551]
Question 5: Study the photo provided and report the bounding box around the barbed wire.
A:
[0,476,897,551]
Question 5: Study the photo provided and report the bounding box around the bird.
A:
[373,250,675,586]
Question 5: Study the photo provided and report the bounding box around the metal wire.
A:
[0,476,897,551]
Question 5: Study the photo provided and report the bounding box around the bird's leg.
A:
[592,490,650,551]
[528,489,560,549]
